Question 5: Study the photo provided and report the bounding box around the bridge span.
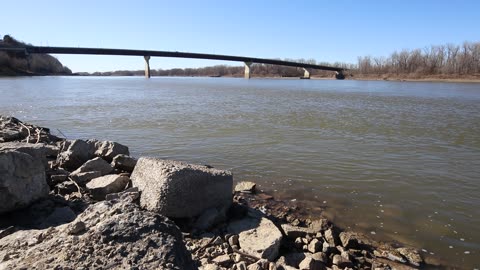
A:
[0,45,346,79]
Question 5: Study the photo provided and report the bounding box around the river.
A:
[1,76,479,268]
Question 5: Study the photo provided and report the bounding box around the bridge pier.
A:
[335,70,345,80]
[302,68,311,79]
[244,61,252,79]
[144,56,151,78]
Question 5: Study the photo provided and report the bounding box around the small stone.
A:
[235,181,257,193]
[67,221,86,235]
[228,234,240,247]
[111,154,137,172]
[324,229,338,246]
[212,254,232,267]
[339,232,359,249]
[299,256,326,270]
[309,219,329,232]
[308,238,322,253]
[247,263,262,270]
[332,254,352,268]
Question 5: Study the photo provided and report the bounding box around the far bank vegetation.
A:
[0,35,72,76]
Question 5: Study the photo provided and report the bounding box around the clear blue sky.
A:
[2,0,479,72]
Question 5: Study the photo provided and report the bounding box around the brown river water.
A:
[0,76,479,268]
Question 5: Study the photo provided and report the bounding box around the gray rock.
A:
[212,254,232,267]
[0,198,196,269]
[70,157,113,176]
[299,256,326,270]
[93,140,129,162]
[111,154,137,172]
[308,238,322,253]
[247,263,262,270]
[228,215,283,261]
[39,206,76,228]
[194,207,227,231]
[105,187,140,201]
[0,128,23,142]
[308,219,329,232]
[70,171,102,185]
[54,181,78,195]
[234,181,256,193]
[56,140,91,170]
[324,229,338,246]
[67,221,86,235]
[332,254,352,268]
[86,174,130,200]
[277,253,306,268]
[0,142,54,168]
[131,158,232,218]
[0,151,49,214]
[339,232,359,249]
[280,223,311,239]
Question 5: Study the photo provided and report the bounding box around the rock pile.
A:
[0,116,429,270]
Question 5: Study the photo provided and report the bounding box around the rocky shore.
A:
[0,116,431,270]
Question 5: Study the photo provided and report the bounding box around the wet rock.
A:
[308,219,329,233]
[0,198,196,269]
[396,247,423,266]
[131,158,232,218]
[235,181,256,193]
[70,157,113,177]
[374,248,407,264]
[228,215,283,261]
[93,140,129,162]
[56,140,91,171]
[86,174,129,200]
[111,154,137,172]
[0,151,49,214]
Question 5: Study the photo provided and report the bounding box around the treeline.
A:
[0,35,72,76]
[356,41,480,77]
[87,61,353,78]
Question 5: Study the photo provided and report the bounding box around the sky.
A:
[1,0,479,72]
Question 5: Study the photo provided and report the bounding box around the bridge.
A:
[0,45,346,79]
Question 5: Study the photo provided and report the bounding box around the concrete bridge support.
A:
[302,68,311,79]
[144,56,151,78]
[244,61,252,79]
[335,71,345,80]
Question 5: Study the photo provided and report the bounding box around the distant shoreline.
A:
[3,73,480,84]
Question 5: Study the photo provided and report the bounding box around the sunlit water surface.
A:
[1,77,479,268]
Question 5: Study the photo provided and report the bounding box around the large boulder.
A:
[56,139,91,170]
[0,198,197,270]
[86,174,130,200]
[131,158,232,218]
[0,151,49,214]
[228,213,283,261]
[0,142,58,168]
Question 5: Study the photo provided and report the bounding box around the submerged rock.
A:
[0,151,49,214]
[131,158,232,218]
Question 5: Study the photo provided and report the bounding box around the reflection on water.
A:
[1,76,479,268]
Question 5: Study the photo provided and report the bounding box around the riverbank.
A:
[0,115,452,269]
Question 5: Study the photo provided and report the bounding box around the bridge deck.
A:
[0,45,344,72]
